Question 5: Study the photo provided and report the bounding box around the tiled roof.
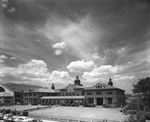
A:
[24,88,60,93]
[84,83,124,91]
[0,93,13,97]
[2,83,43,92]
[60,84,85,90]
[41,96,85,100]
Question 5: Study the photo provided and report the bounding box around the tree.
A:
[133,77,150,111]
[133,77,150,94]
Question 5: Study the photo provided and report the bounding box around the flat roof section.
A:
[41,96,85,100]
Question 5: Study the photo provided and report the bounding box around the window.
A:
[96,91,102,95]
[106,90,112,95]
[87,91,92,95]
[88,98,94,104]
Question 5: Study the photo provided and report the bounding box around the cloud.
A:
[0,59,72,84]
[82,65,121,79]
[0,55,8,63]
[10,56,17,60]
[53,50,62,55]
[0,59,50,82]
[67,60,95,72]
[52,42,67,49]
[49,70,71,83]
[0,55,8,60]
[52,42,67,55]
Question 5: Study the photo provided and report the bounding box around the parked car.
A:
[3,113,13,122]
[29,119,43,122]
[14,117,30,122]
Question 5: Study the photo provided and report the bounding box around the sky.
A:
[0,0,150,93]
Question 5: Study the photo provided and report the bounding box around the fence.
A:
[28,112,123,122]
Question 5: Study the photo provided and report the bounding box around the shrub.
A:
[144,112,150,120]
[5,109,11,114]
[22,111,28,116]
[128,115,137,122]
[138,115,145,122]
[11,110,16,115]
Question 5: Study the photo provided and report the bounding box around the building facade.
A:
[41,77,125,107]
[23,87,60,105]
[0,84,14,105]
[84,82,125,107]
[0,77,125,107]
[40,77,85,106]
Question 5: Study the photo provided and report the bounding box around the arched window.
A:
[0,87,5,92]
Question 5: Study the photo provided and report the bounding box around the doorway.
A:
[96,98,103,105]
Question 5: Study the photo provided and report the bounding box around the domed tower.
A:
[108,78,113,86]
[74,76,81,86]
[51,84,55,90]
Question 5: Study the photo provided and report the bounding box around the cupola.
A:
[108,78,113,86]
[74,76,81,85]
[51,84,55,90]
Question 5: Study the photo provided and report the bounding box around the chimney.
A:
[51,84,55,90]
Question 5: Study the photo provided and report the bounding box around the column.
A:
[103,98,106,106]
[94,98,96,105]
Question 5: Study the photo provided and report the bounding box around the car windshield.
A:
[18,118,26,120]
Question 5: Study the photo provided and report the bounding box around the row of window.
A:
[87,91,113,95]
[24,93,37,96]
[61,92,82,96]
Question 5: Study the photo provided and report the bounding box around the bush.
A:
[144,112,150,120]
[22,111,28,116]
[5,109,11,114]
[11,110,16,115]
[138,115,145,122]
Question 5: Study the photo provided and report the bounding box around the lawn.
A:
[30,106,129,121]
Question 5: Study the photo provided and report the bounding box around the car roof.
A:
[18,117,28,119]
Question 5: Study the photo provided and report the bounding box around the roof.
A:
[0,93,13,97]
[41,96,85,100]
[84,83,124,91]
[60,84,85,90]
[24,88,60,93]
[2,83,43,92]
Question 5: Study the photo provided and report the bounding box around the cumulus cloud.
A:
[82,65,124,79]
[53,50,63,55]
[0,55,8,63]
[0,59,49,78]
[0,55,8,60]
[113,75,135,82]
[67,60,95,72]
[52,42,67,49]
[52,42,67,55]
[49,70,71,83]
[0,59,72,84]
